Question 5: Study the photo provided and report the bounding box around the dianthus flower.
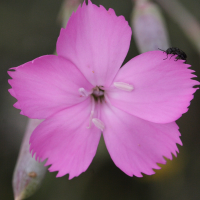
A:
[8,0,198,179]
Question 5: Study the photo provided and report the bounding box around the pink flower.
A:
[8,0,198,179]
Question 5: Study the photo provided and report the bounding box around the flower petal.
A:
[101,102,182,177]
[57,0,132,87]
[107,50,198,123]
[30,98,101,179]
[8,55,93,119]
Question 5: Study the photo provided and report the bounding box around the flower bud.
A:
[131,0,169,53]
[13,119,47,200]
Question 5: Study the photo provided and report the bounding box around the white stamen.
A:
[92,118,105,131]
[87,97,95,129]
[114,82,134,92]
[79,88,90,97]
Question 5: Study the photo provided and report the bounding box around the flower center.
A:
[78,82,133,132]
[78,86,105,131]
[92,86,104,102]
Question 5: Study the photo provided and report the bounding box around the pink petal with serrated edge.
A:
[57,0,132,87]
[101,101,182,177]
[30,98,101,179]
[8,55,93,119]
[107,50,199,123]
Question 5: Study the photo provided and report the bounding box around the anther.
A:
[92,118,105,131]
[114,82,134,92]
[79,88,90,97]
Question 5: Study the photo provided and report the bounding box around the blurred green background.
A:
[1,0,200,199]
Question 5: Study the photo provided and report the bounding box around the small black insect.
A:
[159,47,187,63]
